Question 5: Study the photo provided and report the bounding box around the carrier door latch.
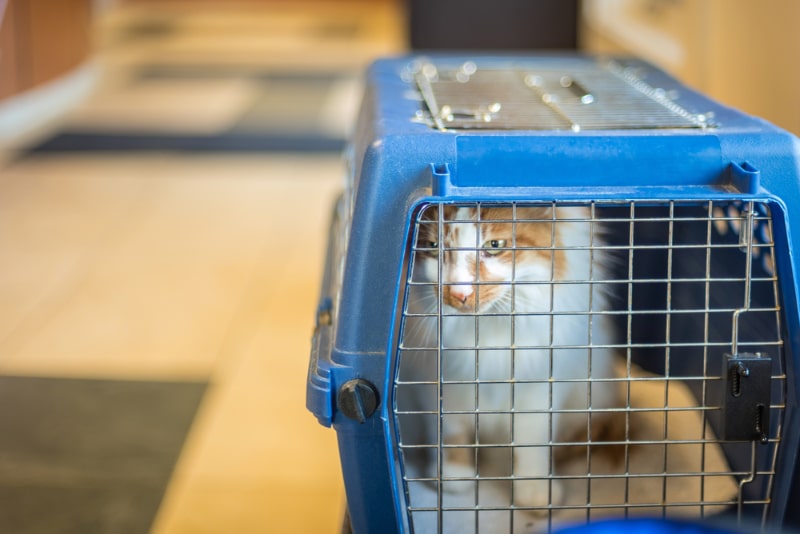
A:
[720,353,772,443]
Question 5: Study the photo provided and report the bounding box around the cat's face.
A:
[414,205,565,313]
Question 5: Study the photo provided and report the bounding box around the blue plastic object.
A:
[555,518,744,534]
[306,55,800,533]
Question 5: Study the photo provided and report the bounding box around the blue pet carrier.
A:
[306,55,800,533]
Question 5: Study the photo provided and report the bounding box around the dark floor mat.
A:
[0,376,206,534]
[20,66,350,157]
[22,132,345,155]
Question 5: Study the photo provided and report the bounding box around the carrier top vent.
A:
[412,59,711,132]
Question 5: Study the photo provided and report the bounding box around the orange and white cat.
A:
[402,204,622,514]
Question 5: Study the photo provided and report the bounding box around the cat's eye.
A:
[482,239,507,255]
[424,241,439,255]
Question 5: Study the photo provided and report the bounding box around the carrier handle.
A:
[430,141,762,197]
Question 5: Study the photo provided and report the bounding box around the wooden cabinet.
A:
[0,0,91,101]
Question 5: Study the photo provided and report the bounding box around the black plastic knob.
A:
[338,379,379,423]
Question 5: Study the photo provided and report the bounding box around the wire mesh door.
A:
[393,200,785,533]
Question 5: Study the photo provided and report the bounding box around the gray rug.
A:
[0,376,206,534]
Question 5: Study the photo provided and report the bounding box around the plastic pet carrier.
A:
[306,55,800,533]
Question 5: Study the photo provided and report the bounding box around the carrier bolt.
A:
[338,379,379,423]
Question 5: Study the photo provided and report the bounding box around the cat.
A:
[399,203,624,518]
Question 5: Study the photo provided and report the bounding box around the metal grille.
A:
[393,200,785,533]
[412,60,710,131]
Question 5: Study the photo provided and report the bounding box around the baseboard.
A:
[0,61,99,146]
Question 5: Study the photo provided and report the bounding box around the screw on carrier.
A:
[338,379,379,423]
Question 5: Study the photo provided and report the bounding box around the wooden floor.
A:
[0,2,405,532]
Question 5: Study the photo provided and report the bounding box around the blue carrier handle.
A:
[431,135,764,199]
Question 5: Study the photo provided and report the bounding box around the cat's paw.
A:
[513,478,564,516]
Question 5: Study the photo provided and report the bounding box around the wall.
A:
[581,0,800,135]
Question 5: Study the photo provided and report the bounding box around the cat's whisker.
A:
[403,289,440,347]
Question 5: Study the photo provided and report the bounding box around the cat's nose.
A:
[448,285,473,304]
